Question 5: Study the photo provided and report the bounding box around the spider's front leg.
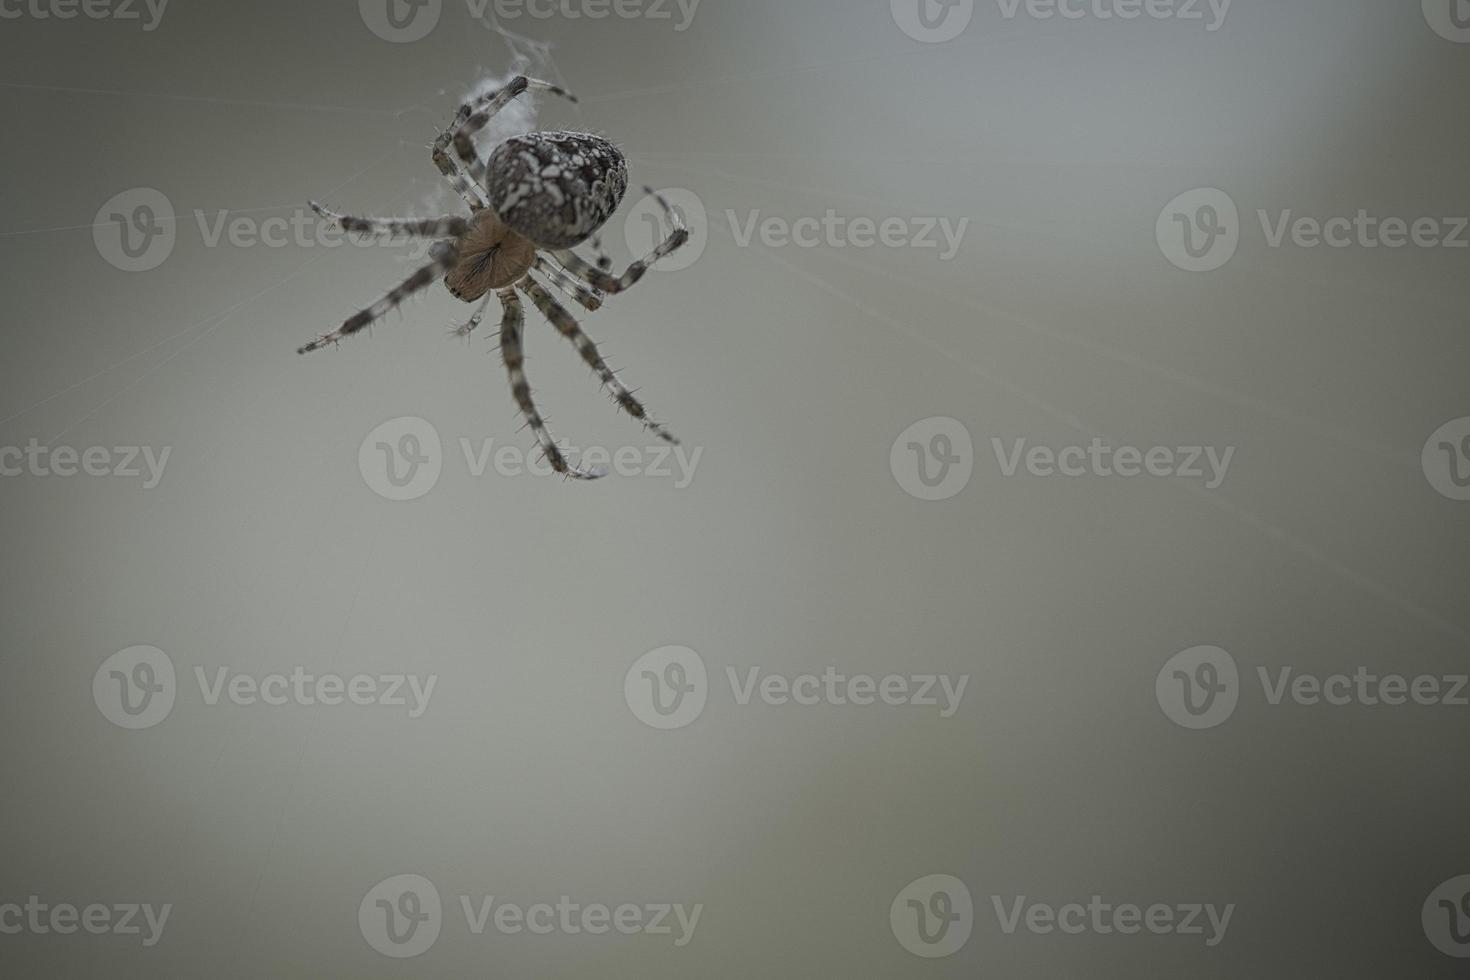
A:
[496,287,604,480]
[432,76,578,189]
[297,241,460,354]
[309,202,468,240]
[552,187,689,296]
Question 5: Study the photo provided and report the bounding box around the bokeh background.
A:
[1,0,1468,976]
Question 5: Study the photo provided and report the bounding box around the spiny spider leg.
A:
[438,76,578,183]
[552,187,689,295]
[533,254,604,312]
[435,160,487,211]
[519,276,678,446]
[310,202,468,240]
[496,287,603,480]
[452,293,495,339]
[298,242,459,355]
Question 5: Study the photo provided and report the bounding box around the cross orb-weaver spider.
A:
[298,76,690,480]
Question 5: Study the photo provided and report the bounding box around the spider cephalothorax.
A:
[298,76,690,481]
[443,210,537,300]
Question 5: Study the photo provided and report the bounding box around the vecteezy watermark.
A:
[891,0,974,42]
[193,208,434,257]
[0,0,169,30]
[624,646,969,730]
[989,895,1234,946]
[1157,646,1470,730]
[890,419,1234,500]
[0,897,172,947]
[94,188,175,272]
[359,0,442,41]
[93,647,437,730]
[1155,646,1239,729]
[624,187,708,273]
[1423,417,1470,501]
[726,210,969,261]
[1159,188,1470,272]
[94,190,444,272]
[892,0,1229,43]
[479,0,700,30]
[1156,188,1239,272]
[0,439,171,488]
[890,875,1234,956]
[359,0,699,42]
[358,875,702,958]
[992,437,1235,489]
[360,418,444,502]
[992,0,1230,29]
[1424,875,1470,958]
[890,417,974,501]
[890,875,974,958]
[1423,0,1470,43]
[359,417,704,500]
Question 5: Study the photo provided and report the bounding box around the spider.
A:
[298,75,690,480]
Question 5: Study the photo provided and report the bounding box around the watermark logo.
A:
[360,875,701,953]
[890,417,974,501]
[1157,188,1239,272]
[1161,189,1470,270]
[1423,417,1470,501]
[727,209,968,260]
[359,0,441,41]
[360,874,442,958]
[625,646,708,730]
[891,0,974,43]
[895,0,1230,41]
[360,417,443,501]
[0,897,172,946]
[480,0,701,30]
[1424,0,1470,42]
[359,418,704,496]
[93,646,176,730]
[0,440,171,487]
[1424,875,1470,958]
[893,877,1234,950]
[992,438,1234,488]
[362,0,699,38]
[891,874,974,958]
[995,0,1230,29]
[625,647,969,729]
[993,894,1233,945]
[1156,646,1239,730]
[194,208,433,257]
[94,188,175,272]
[624,187,707,273]
[1160,648,1468,728]
[0,0,169,30]
[94,648,436,728]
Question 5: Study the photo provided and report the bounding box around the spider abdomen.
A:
[484,131,628,250]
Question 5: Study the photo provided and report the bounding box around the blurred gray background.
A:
[1,0,1468,976]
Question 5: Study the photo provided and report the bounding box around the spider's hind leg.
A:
[519,276,678,445]
[496,287,604,480]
